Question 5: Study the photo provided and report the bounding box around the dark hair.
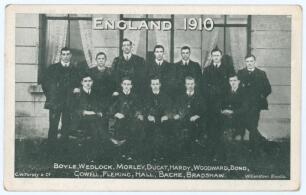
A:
[228,73,239,80]
[60,47,71,54]
[185,76,195,81]
[96,52,107,60]
[181,46,191,52]
[211,47,222,55]
[80,71,92,80]
[121,76,132,83]
[245,54,256,61]
[122,38,132,45]
[154,45,164,52]
[150,76,161,82]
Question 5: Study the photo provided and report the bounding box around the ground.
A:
[14,137,290,179]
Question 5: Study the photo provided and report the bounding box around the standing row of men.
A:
[42,38,272,162]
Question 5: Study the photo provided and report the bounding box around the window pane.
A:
[148,30,171,61]
[45,19,68,65]
[227,15,248,24]
[225,27,247,70]
[202,27,225,67]
[203,15,225,25]
[123,21,147,59]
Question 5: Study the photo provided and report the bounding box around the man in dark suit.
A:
[109,77,144,161]
[89,52,116,104]
[202,47,235,161]
[112,38,146,96]
[221,74,249,141]
[143,77,172,161]
[147,45,177,99]
[42,47,80,150]
[237,54,272,154]
[69,73,105,162]
[174,76,207,160]
[175,46,202,95]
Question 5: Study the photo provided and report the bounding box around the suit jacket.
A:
[70,88,103,118]
[147,60,176,97]
[41,62,80,110]
[111,54,146,95]
[237,67,272,110]
[175,59,203,95]
[143,91,172,123]
[109,92,142,119]
[221,86,249,117]
[89,66,116,100]
[202,61,235,111]
[175,92,207,122]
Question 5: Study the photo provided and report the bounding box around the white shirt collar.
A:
[213,62,221,67]
[153,90,160,95]
[186,90,194,96]
[83,87,91,94]
[231,86,238,93]
[61,61,70,67]
[247,67,255,72]
[182,59,190,65]
[123,90,130,95]
[155,59,163,65]
[123,53,132,60]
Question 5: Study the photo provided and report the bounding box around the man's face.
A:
[122,41,132,54]
[211,51,222,64]
[245,56,256,70]
[96,54,106,67]
[150,79,161,92]
[185,79,195,92]
[181,49,191,61]
[229,76,240,89]
[121,80,132,92]
[154,48,164,61]
[60,50,72,63]
[81,77,93,90]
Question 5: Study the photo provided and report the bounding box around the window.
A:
[38,14,92,83]
[119,14,251,70]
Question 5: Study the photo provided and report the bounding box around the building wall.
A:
[15,14,291,141]
[15,14,49,139]
[252,16,291,140]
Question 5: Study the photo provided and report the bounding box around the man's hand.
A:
[114,113,125,119]
[73,88,81,94]
[161,115,169,123]
[83,110,96,116]
[147,115,155,123]
[137,114,144,121]
[173,114,180,120]
[97,112,103,118]
[190,115,200,122]
[112,91,119,96]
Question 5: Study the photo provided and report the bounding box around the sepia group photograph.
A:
[4,4,301,191]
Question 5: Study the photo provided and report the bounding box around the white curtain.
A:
[78,20,93,67]
[45,20,68,65]
[202,27,222,69]
[123,21,147,59]
[228,28,247,71]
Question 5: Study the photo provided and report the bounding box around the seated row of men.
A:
[42,39,272,162]
[69,73,246,162]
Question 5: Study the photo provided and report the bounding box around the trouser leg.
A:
[48,109,61,145]
[60,106,71,139]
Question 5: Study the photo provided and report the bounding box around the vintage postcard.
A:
[4,4,301,191]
